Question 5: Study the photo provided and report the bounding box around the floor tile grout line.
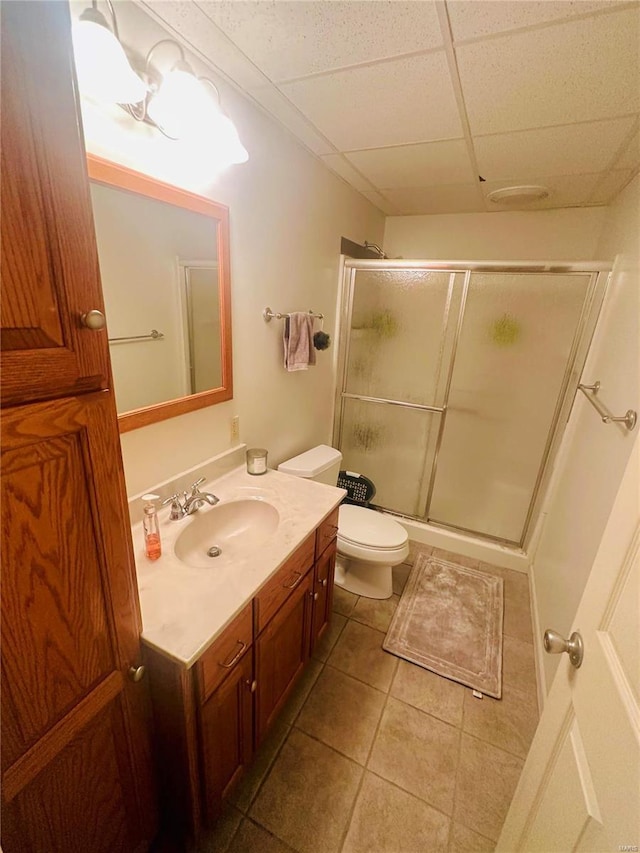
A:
[336,611,397,853]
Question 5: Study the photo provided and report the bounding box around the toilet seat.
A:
[337,505,409,564]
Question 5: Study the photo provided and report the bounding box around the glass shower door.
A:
[337,268,463,517]
[428,272,593,543]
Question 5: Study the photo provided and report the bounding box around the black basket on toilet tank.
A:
[337,471,376,507]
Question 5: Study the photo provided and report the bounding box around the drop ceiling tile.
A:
[588,169,636,203]
[280,52,462,151]
[383,184,485,215]
[138,0,268,91]
[615,126,640,170]
[474,117,637,181]
[457,7,640,135]
[320,155,375,192]
[246,85,336,156]
[197,1,443,82]
[447,0,623,43]
[346,139,474,189]
[482,173,602,210]
[361,191,403,216]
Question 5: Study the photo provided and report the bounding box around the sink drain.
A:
[207,545,222,558]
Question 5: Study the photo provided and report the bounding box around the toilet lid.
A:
[338,504,408,550]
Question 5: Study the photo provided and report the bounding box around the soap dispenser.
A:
[142,494,162,561]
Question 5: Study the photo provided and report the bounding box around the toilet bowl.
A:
[278,445,409,600]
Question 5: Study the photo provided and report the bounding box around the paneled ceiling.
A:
[140,0,640,215]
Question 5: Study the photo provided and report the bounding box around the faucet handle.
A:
[162,493,185,520]
[189,477,206,495]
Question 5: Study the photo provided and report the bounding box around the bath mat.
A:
[383,555,504,698]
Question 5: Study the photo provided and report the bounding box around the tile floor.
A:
[197,543,539,853]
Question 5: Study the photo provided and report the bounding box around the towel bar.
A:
[578,381,637,431]
[263,307,323,322]
[108,329,164,344]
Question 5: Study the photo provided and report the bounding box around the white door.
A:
[497,436,639,852]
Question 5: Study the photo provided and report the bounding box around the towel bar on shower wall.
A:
[578,381,637,431]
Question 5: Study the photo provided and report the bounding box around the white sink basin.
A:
[174,499,279,568]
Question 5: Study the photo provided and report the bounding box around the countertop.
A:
[132,465,345,668]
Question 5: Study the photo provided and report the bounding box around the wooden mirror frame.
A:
[86,155,232,433]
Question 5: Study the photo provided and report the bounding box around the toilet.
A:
[278,445,409,600]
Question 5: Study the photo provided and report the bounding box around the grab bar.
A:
[108,329,164,344]
[578,381,637,431]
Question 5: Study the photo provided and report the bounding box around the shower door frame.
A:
[333,258,611,550]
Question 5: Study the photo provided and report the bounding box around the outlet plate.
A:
[230,415,240,442]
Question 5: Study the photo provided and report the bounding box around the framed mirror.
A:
[86,155,232,432]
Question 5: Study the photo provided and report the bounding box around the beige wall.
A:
[530,175,640,693]
[74,2,384,496]
[383,207,607,261]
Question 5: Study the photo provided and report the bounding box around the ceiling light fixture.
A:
[487,185,550,205]
[72,1,147,105]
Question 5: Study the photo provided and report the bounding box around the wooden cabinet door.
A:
[255,572,313,746]
[310,540,337,654]
[199,652,254,826]
[1,393,156,852]
[0,1,110,407]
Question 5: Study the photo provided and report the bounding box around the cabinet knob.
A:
[80,309,106,330]
[310,591,319,601]
[246,679,258,693]
[128,665,145,683]
[318,578,328,587]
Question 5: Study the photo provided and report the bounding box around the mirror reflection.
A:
[87,157,232,431]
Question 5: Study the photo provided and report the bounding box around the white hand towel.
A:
[283,313,316,371]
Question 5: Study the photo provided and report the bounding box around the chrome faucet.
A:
[162,478,219,520]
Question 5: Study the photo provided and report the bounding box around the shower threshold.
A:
[376,507,529,574]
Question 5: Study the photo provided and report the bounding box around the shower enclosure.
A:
[333,260,610,548]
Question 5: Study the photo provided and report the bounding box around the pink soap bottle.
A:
[142,494,162,561]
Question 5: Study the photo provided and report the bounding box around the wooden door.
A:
[199,652,254,825]
[255,572,313,745]
[1,393,156,852]
[497,437,639,851]
[310,541,336,654]
[0,1,110,407]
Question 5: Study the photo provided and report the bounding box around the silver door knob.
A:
[80,309,106,330]
[543,629,584,668]
[128,665,146,682]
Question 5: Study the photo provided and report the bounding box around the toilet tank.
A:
[278,445,342,486]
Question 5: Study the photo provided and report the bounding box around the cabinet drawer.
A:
[197,602,253,703]
[315,506,339,559]
[254,533,315,634]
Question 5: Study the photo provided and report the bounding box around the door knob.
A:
[128,664,146,682]
[543,629,584,668]
[80,309,106,330]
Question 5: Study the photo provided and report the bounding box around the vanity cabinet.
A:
[255,570,313,745]
[1,2,156,850]
[144,511,338,842]
[197,602,254,825]
[310,508,339,653]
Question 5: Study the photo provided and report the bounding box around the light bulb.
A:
[72,19,147,105]
[146,67,210,139]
